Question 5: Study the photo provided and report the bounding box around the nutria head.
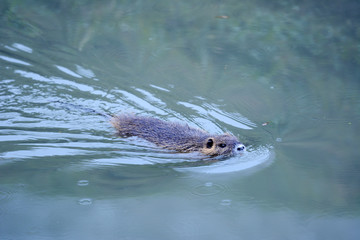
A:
[201,133,245,156]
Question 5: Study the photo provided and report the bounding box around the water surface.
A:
[1,1,360,239]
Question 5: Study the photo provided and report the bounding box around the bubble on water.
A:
[191,183,226,196]
[220,199,232,206]
[78,198,92,205]
[77,180,89,186]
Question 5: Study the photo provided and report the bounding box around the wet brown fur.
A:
[111,114,244,156]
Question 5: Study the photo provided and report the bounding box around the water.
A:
[1,0,360,239]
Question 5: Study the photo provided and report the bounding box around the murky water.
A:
[1,1,360,239]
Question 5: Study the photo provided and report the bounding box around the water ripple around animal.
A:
[176,146,274,174]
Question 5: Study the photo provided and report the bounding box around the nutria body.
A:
[111,114,245,157]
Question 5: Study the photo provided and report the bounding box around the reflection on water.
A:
[1,0,360,239]
[0,55,31,66]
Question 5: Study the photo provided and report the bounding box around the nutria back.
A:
[111,114,245,157]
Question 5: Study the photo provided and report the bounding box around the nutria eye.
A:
[219,143,226,148]
[206,138,214,148]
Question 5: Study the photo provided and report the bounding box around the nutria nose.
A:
[236,144,245,152]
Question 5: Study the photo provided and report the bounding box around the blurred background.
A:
[0,0,359,239]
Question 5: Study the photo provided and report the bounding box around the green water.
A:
[1,0,360,239]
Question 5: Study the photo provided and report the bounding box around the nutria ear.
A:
[206,138,214,148]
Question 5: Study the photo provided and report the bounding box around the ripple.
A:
[55,65,82,78]
[0,147,95,160]
[191,182,227,196]
[12,43,33,53]
[114,89,167,115]
[0,184,25,204]
[0,55,31,66]
[134,88,166,106]
[150,84,170,92]
[0,188,15,217]
[0,190,11,202]
[178,101,256,130]
[14,70,107,96]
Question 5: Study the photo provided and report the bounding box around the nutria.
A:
[111,114,245,157]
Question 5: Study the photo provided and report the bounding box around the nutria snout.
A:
[111,114,245,157]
